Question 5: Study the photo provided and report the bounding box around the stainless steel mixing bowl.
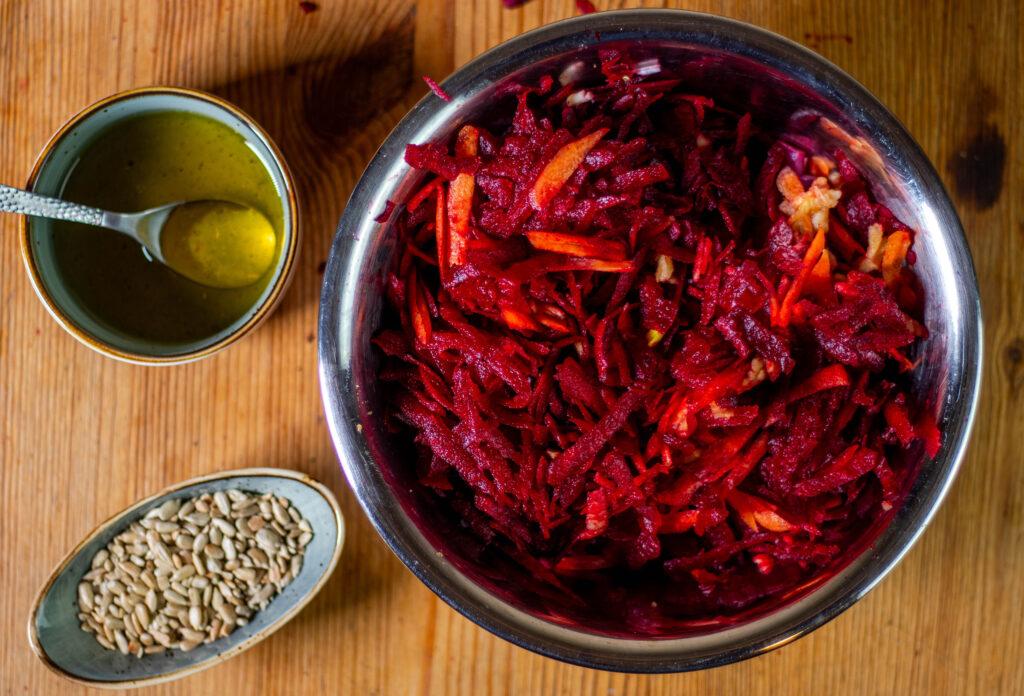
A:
[318,9,982,672]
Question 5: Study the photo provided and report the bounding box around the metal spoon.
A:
[1,183,277,289]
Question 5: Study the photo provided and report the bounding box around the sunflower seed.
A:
[113,562,138,580]
[253,584,275,605]
[213,491,231,516]
[184,512,210,526]
[234,567,257,583]
[78,490,312,657]
[180,626,206,642]
[248,548,268,567]
[189,606,205,631]
[157,499,180,521]
[104,617,125,631]
[154,520,178,534]
[134,603,150,627]
[235,517,254,538]
[212,518,235,539]
[78,583,95,611]
[255,528,282,551]
[171,565,195,582]
[164,590,187,605]
[271,500,290,527]
[217,603,236,623]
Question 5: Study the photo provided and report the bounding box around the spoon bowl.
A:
[160,200,278,288]
[29,468,344,689]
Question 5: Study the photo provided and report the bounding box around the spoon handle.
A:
[0,184,108,227]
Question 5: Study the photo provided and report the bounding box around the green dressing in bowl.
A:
[51,111,284,344]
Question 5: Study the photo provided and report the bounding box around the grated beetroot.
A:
[422,76,453,102]
[373,51,940,629]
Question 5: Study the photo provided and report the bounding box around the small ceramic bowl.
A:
[19,87,299,365]
[28,468,343,689]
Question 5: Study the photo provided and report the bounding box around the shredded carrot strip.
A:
[408,268,432,344]
[529,128,608,211]
[455,125,479,158]
[809,155,836,177]
[881,229,912,287]
[434,187,448,284]
[725,489,796,533]
[446,126,479,269]
[805,248,833,298]
[407,177,442,212]
[501,308,541,333]
[660,509,699,534]
[447,176,472,266]
[525,230,627,260]
[776,226,827,327]
[555,257,634,273]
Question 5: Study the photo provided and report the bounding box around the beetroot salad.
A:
[371,51,940,630]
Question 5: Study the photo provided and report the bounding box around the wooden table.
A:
[2,1,1020,693]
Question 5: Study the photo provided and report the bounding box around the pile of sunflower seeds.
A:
[76,489,312,656]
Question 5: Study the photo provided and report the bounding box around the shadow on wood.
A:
[203,19,416,324]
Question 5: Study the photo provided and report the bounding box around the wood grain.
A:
[1,1,1020,694]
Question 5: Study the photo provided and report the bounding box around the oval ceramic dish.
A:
[28,468,343,689]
